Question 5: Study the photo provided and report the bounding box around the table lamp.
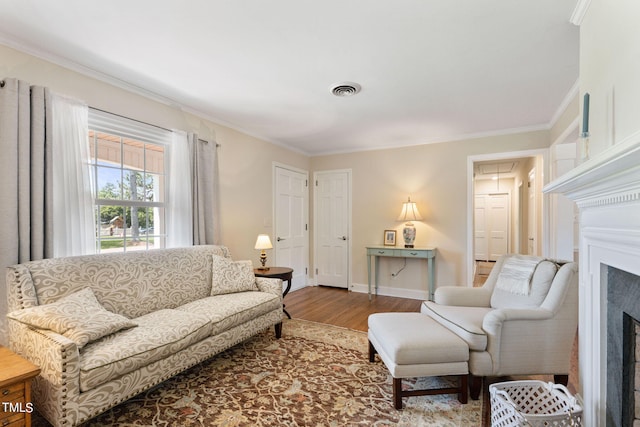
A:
[397,197,423,248]
[254,234,273,270]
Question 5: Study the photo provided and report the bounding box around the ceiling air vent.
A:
[330,82,361,97]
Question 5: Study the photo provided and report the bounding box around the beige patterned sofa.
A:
[5,245,283,427]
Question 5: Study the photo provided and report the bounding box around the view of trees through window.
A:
[89,130,166,252]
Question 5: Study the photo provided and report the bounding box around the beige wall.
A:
[0,43,310,264]
[579,0,640,158]
[311,130,550,294]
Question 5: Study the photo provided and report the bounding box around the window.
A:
[88,110,172,253]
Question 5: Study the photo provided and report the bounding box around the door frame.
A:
[466,148,550,286]
[312,169,352,288]
[272,162,309,290]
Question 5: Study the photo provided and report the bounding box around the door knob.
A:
[339,236,347,240]
[277,237,285,242]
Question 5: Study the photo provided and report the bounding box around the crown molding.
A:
[548,79,579,130]
[570,0,592,26]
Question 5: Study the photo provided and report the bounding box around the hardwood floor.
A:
[285,285,422,332]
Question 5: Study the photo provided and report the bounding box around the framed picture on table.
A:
[383,230,396,246]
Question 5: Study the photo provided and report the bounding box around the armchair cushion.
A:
[490,259,558,309]
[433,286,492,307]
[421,302,492,351]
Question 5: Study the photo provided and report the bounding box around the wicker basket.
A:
[490,380,583,427]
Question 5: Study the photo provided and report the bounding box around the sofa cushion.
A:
[79,309,211,391]
[421,301,491,351]
[177,291,281,335]
[6,287,137,349]
[491,260,558,309]
[210,255,258,296]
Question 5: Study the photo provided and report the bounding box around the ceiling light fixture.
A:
[330,82,361,97]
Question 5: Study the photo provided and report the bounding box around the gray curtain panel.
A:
[190,133,220,245]
[0,78,53,345]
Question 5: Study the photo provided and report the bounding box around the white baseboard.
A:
[289,282,308,293]
[350,282,427,301]
[289,281,426,301]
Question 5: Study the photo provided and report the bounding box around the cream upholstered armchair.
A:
[421,254,578,399]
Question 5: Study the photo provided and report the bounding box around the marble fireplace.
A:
[545,133,640,426]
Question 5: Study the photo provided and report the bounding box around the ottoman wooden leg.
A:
[469,375,482,400]
[368,340,377,363]
[393,377,403,409]
[458,374,468,404]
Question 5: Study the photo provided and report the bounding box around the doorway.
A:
[467,150,547,285]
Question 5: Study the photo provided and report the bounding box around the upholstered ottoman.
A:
[368,312,469,409]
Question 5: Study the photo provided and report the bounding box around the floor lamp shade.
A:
[397,197,423,248]
[254,234,273,269]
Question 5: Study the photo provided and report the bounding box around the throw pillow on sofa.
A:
[211,255,258,295]
[7,287,137,348]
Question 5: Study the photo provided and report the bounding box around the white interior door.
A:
[314,170,351,289]
[488,194,509,260]
[475,193,510,261]
[274,165,308,291]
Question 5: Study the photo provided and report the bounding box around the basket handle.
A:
[546,382,579,408]
[492,388,530,425]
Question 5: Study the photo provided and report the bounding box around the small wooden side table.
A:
[254,267,293,319]
[0,347,41,427]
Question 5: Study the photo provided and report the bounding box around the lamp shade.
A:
[254,234,273,250]
[397,197,423,222]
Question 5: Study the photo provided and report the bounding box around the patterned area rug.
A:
[34,319,483,426]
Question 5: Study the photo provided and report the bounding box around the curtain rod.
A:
[90,106,219,147]
[90,106,172,132]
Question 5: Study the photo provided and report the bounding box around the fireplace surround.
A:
[544,131,640,426]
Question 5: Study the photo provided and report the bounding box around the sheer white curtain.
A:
[166,130,193,247]
[51,94,96,257]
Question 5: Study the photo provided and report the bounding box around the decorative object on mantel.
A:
[580,92,590,138]
[580,92,590,161]
[254,234,273,270]
[397,196,423,248]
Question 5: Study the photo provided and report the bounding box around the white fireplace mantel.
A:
[544,130,640,426]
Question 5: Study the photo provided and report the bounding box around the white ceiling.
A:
[0,0,579,156]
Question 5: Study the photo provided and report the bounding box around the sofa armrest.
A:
[8,320,80,426]
[255,277,283,300]
[434,286,492,307]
